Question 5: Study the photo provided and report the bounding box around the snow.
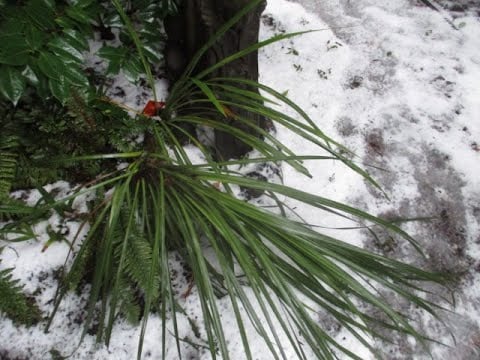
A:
[1,0,480,359]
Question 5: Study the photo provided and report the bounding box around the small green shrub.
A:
[0,0,179,189]
[0,93,149,188]
[0,0,174,104]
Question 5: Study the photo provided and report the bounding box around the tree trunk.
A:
[164,0,268,160]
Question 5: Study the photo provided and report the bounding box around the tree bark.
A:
[164,0,268,160]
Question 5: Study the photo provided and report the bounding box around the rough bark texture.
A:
[164,0,268,160]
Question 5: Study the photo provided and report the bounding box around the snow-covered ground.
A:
[1,0,480,359]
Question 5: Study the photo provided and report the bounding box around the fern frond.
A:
[66,91,96,129]
[110,206,160,296]
[0,135,19,197]
[0,261,42,326]
[118,275,142,324]
[124,233,159,296]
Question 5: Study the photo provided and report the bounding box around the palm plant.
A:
[3,0,451,359]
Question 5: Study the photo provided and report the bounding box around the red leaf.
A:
[142,100,166,117]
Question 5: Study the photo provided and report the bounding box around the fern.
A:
[118,276,142,325]
[113,209,160,324]
[60,206,160,328]
[0,258,42,326]
[123,233,159,296]
[0,135,18,197]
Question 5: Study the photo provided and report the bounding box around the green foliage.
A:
[0,0,169,105]
[0,0,176,186]
[0,133,18,197]
[0,67,26,105]
[0,0,93,104]
[0,255,42,326]
[0,133,28,224]
[0,90,150,189]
